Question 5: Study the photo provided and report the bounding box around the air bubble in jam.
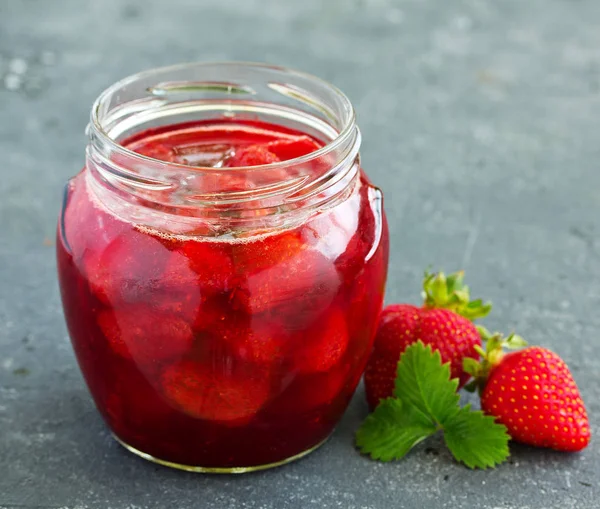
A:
[57,118,389,469]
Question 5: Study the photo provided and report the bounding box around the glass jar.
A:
[56,62,389,473]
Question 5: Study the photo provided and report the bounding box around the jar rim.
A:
[90,61,357,173]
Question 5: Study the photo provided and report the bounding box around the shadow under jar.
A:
[56,62,389,473]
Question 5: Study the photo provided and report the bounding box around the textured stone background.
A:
[1,0,599,507]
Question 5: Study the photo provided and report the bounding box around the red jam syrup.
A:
[57,120,389,469]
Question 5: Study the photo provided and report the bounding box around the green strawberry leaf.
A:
[394,341,460,424]
[357,342,511,469]
[356,398,437,462]
[443,405,510,469]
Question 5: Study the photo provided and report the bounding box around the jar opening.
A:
[85,62,362,234]
[90,62,358,173]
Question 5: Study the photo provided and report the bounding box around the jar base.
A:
[112,433,331,474]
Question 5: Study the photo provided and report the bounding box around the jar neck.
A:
[85,63,361,236]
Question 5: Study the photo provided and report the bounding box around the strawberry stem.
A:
[463,327,527,394]
[421,270,492,321]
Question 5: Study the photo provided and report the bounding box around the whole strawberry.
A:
[465,329,591,452]
[364,271,491,410]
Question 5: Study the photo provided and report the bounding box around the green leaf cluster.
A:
[356,342,510,469]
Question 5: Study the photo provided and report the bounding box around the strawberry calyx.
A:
[422,270,492,321]
[463,326,527,393]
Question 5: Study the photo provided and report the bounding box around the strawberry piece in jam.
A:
[160,360,271,424]
[224,136,321,168]
[264,136,321,160]
[83,231,170,306]
[270,362,350,417]
[230,231,340,326]
[231,230,304,275]
[333,182,378,284]
[293,308,349,373]
[97,306,194,367]
[234,241,340,326]
[217,319,289,365]
[180,240,235,294]
[226,145,280,167]
[64,180,130,266]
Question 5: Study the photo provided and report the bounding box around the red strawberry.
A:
[230,230,305,276]
[263,136,321,160]
[344,245,388,371]
[240,249,336,314]
[216,318,290,365]
[364,271,491,410]
[97,306,193,368]
[268,362,350,417]
[226,144,280,167]
[224,134,320,168]
[293,307,349,373]
[466,331,591,452]
[301,176,373,282]
[364,304,419,409]
[180,240,235,294]
[82,230,171,305]
[160,360,271,425]
[332,182,377,284]
[231,232,340,328]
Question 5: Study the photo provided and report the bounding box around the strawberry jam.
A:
[57,64,388,471]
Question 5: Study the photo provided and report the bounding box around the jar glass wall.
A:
[56,62,389,472]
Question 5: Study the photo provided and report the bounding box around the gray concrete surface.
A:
[1,0,600,507]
